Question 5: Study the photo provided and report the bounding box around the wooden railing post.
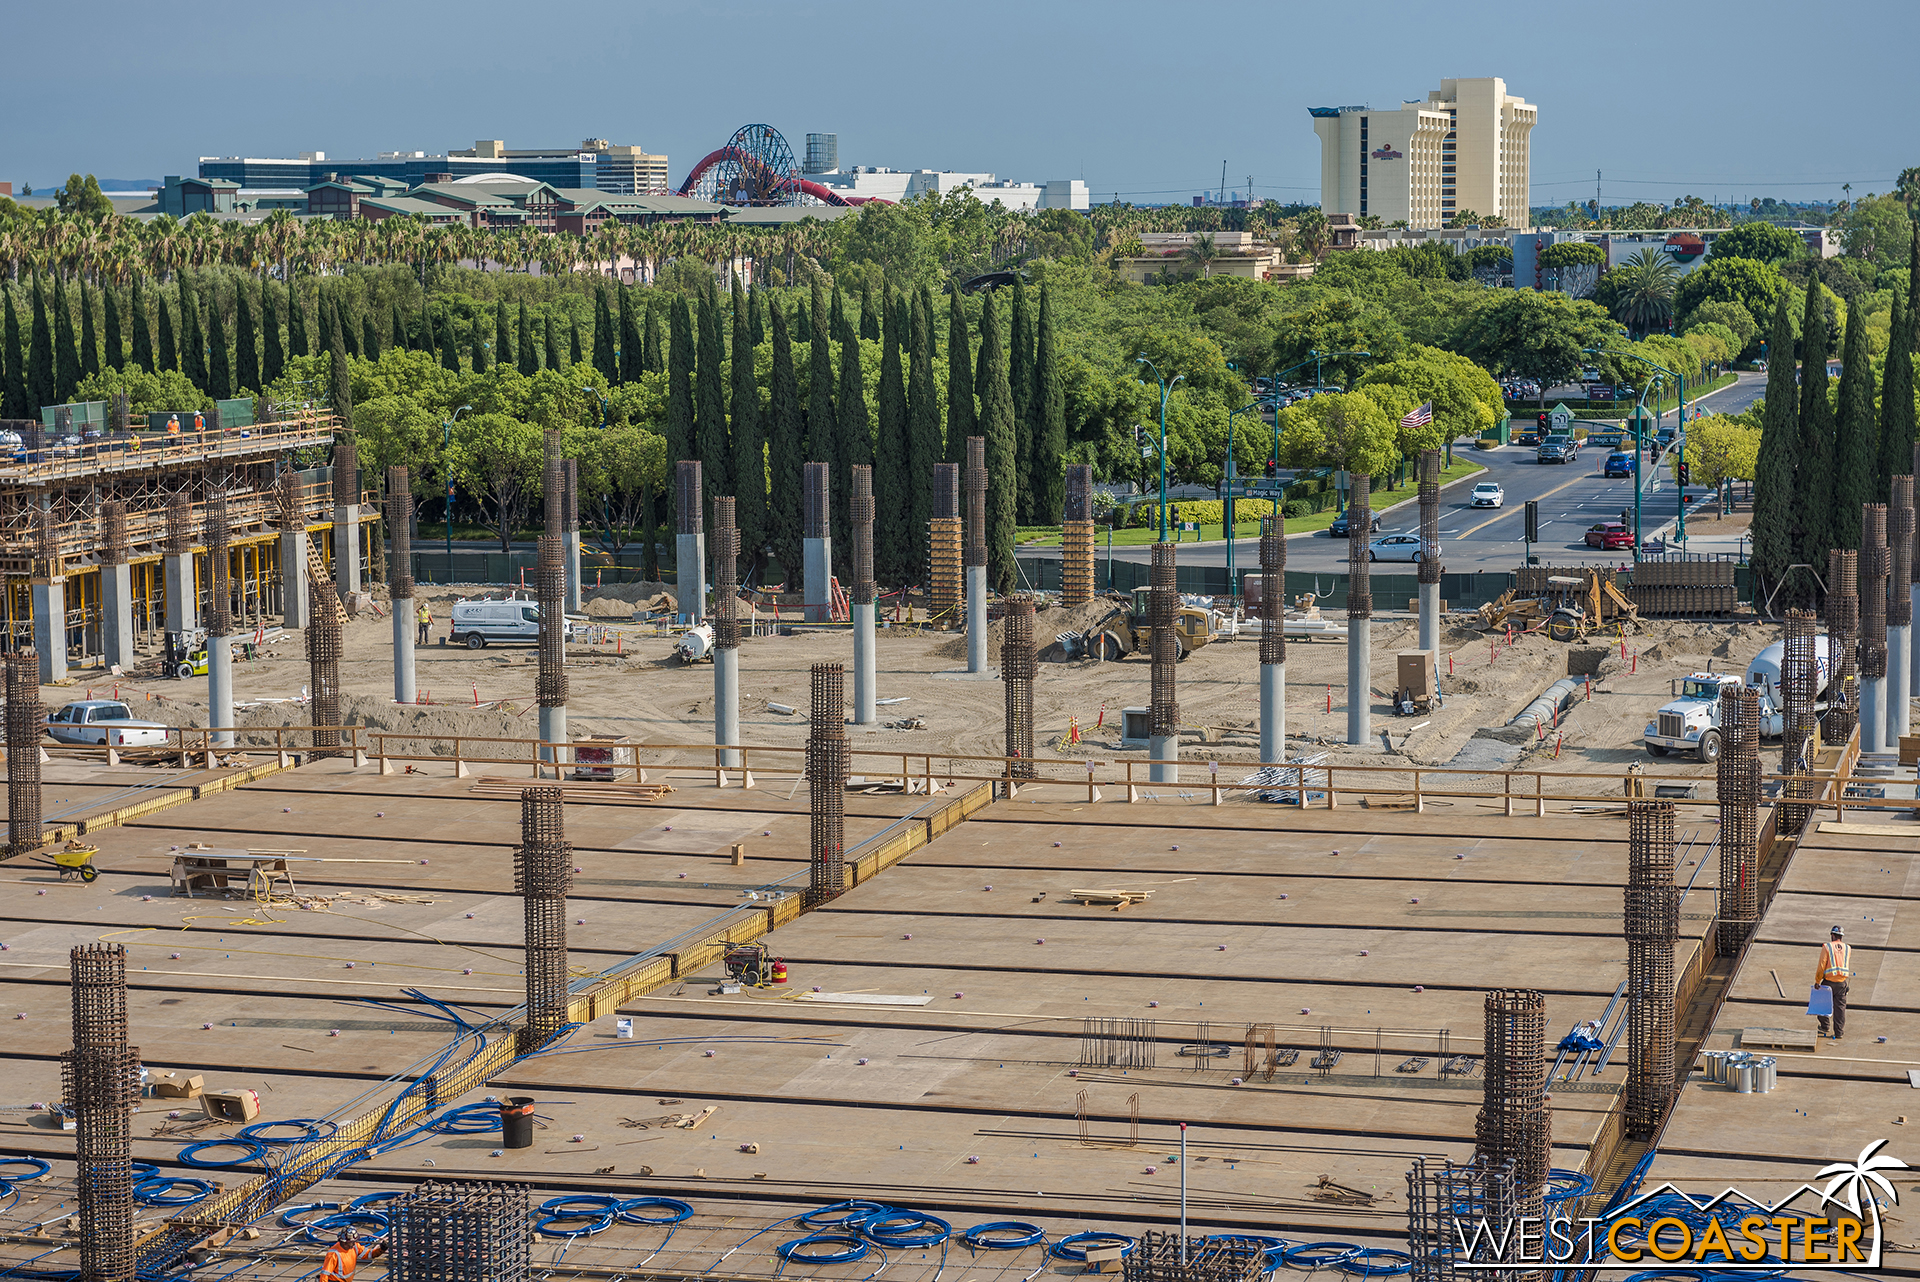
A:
[1414,769,1423,814]
[1534,772,1544,818]
[1503,771,1513,817]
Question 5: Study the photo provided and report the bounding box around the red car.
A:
[1585,521,1634,550]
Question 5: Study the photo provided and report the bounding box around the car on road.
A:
[1584,521,1635,550]
[1327,509,1383,537]
[1367,533,1435,562]
[1469,482,1505,508]
[1537,435,1578,464]
[1603,451,1637,477]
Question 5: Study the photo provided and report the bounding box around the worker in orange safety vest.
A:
[1814,925,1853,1042]
[321,1226,384,1281]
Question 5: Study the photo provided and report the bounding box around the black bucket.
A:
[500,1096,535,1149]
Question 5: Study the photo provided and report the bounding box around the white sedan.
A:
[1470,481,1505,508]
[1367,534,1438,562]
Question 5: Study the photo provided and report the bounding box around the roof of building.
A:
[720,204,859,225]
[555,190,728,217]
[359,195,468,220]
[303,180,375,195]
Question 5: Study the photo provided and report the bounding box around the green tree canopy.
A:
[1537,242,1606,269]
[1276,390,1399,477]
[1707,223,1806,264]
[1674,256,1789,333]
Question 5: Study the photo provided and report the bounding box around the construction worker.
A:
[321,1226,384,1281]
[416,600,433,645]
[1815,925,1853,1041]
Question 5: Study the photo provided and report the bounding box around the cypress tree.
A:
[130,277,152,372]
[362,310,380,363]
[947,291,975,464]
[207,283,231,401]
[0,296,8,419]
[1878,275,1915,500]
[288,279,308,358]
[808,276,833,465]
[391,302,409,355]
[795,298,812,347]
[695,294,731,510]
[416,290,431,354]
[640,468,660,581]
[469,308,488,373]
[750,288,765,347]
[235,281,259,393]
[156,295,176,377]
[906,288,941,581]
[2,289,25,419]
[729,276,766,565]
[835,307,871,569]
[514,303,535,376]
[103,282,122,373]
[858,277,879,342]
[441,309,461,374]
[262,286,284,386]
[494,299,511,372]
[642,295,663,374]
[328,294,352,433]
[1831,304,1876,549]
[29,272,55,412]
[977,290,1018,593]
[543,308,563,372]
[830,284,847,345]
[919,283,938,362]
[179,278,206,390]
[569,316,584,368]
[619,286,641,384]
[1794,282,1836,568]
[53,273,80,404]
[1751,298,1801,603]
[1031,282,1066,524]
[1009,278,1034,522]
[79,281,99,380]
[874,286,911,583]
[337,294,359,360]
[593,285,617,381]
[767,300,804,586]
[666,294,696,481]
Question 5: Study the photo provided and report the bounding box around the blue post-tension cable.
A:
[297,1212,389,1246]
[278,1203,344,1229]
[1051,1233,1136,1261]
[347,1191,404,1212]
[618,1197,695,1225]
[1337,1248,1414,1276]
[777,1234,869,1264]
[178,1140,268,1168]
[799,1200,891,1231]
[239,1118,338,1146]
[133,1178,214,1207]
[865,1211,951,1248]
[1282,1242,1364,1268]
[964,1222,1047,1250]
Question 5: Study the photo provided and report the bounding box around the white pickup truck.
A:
[1643,638,1832,762]
[45,700,173,748]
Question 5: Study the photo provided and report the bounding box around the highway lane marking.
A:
[1455,471,1602,539]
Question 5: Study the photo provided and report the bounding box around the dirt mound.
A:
[931,596,1128,663]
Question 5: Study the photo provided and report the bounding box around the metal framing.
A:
[1625,800,1678,1139]
[1081,1017,1157,1069]
[1149,543,1178,739]
[803,462,830,540]
[514,786,572,1051]
[1892,477,1914,628]
[1716,688,1761,956]
[1002,596,1036,777]
[1825,550,1859,743]
[1347,474,1373,618]
[66,943,136,1282]
[100,501,128,567]
[4,651,42,858]
[1778,609,1819,835]
[1124,1230,1265,1282]
[1063,464,1095,607]
[1473,989,1549,1226]
[851,465,875,604]
[965,437,987,568]
[205,491,233,638]
[306,607,343,754]
[1408,1155,1518,1282]
[165,492,191,557]
[1861,504,1888,680]
[712,497,740,650]
[806,664,848,905]
[1417,451,1442,585]
[389,467,414,601]
[562,459,579,534]
[676,462,703,535]
[1259,516,1285,666]
[331,439,357,509]
[388,1180,531,1282]
[537,435,568,712]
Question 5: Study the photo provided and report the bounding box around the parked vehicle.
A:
[1367,533,1435,562]
[1584,522,1635,550]
[1643,640,1832,761]
[1327,509,1383,537]
[45,700,172,748]
[1470,482,1505,508]
[450,596,575,649]
[1537,435,1578,463]
[1603,451,1637,477]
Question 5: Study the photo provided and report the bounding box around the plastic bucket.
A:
[500,1097,536,1149]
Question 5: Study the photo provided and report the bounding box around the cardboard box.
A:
[1406,598,1448,614]
[1397,650,1435,699]
[153,1073,205,1100]
[202,1089,261,1123]
[1084,1245,1126,1273]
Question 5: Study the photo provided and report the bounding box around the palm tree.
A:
[1897,168,1920,222]
[1179,232,1219,279]
[1609,249,1681,339]
[1816,1138,1906,1224]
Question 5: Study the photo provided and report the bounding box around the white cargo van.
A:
[449,597,574,649]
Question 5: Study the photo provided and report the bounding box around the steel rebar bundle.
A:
[851,465,875,604]
[1150,543,1179,739]
[1825,550,1859,743]
[389,1180,532,1282]
[1347,474,1372,618]
[712,497,740,650]
[1474,989,1549,1229]
[804,462,830,539]
[1716,687,1761,957]
[1407,1156,1517,1282]
[965,437,987,568]
[1003,596,1036,777]
[1418,451,1442,585]
[537,435,568,711]
[1893,477,1915,628]
[677,461,703,535]
[1126,1231,1267,1282]
[165,492,190,556]
[388,467,414,600]
[807,664,848,905]
[1063,464,1095,607]
[332,437,358,508]
[514,786,571,1051]
[1862,505,1889,679]
[100,501,128,567]
[205,491,232,638]
[1080,1016,1157,1069]
[1260,516,1286,666]
[929,463,962,621]
[1625,801,1678,1139]
[66,944,136,1282]
[1778,609,1819,835]
[5,651,43,859]
[306,611,342,752]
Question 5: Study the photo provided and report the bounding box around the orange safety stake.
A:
[1554,733,1563,759]
[1326,685,1333,713]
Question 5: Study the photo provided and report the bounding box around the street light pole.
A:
[1136,356,1184,542]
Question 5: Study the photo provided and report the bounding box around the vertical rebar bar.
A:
[1625,800,1678,1139]
[1716,688,1761,957]
[805,462,831,539]
[1474,989,1549,1234]
[1063,464,1095,607]
[66,943,135,1282]
[965,438,987,569]
[1825,550,1859,744]
[4,652,41,858]
[1003,596,1035,778]
[804,461,831,625]
[1779,609,1819,835]
[676,460,705,623]
[807,664,848,905]
[1891,477,1915,744]
[101,501,128,567]
[389,1180,531,1282]
[677,462,703,535]
[515,786,571,1052]
[333,437,359,600]
[165,492,191,557]
[306,609,342,753]
[332,438,358,509]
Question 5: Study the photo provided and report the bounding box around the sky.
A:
[6,0,1914,208]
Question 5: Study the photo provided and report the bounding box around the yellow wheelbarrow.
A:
[53,842,100,883]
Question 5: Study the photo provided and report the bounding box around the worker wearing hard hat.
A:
[321,1226,384,1281]
[417,601,433,646]
[1815,925,1853,1042]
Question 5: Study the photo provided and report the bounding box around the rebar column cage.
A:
[677,461,703,535]
[165,492,190,556]
[1778,609,1819,835]
[6,651,44,858]
[1473,988,1550,1228]
[1825,550,1859,743]
[388,467,414,600]
[276,464,298,528]
[387,1180,532,1282]
[1081,1016,1158,1069]
[1347,474,1373,618]
[306,613,343,753]
[1624,800,1678,1139]
[711,496,740,650]
[1063,464,1096,607]
[806,664,849,906]
[100,501,128,567]
[1149,543,1179,739]
[1407,1155,1518,1282]
[35,505,57,572]
[1123,1230,1267,1282]
[1260,516,1286,666]
[66,943,136,1282]
[803,462,830,539]
[514,786,572,1051]
[563,459,579,533]
[1002,596,1036,777]
[205,491,232,638]
[1716,688,1761,956]
[1418,451,1442,584]
[850,465,875,604]
[965,437,987,568]
[1861,504,1889,679]
[1892,477,1915,628]
[332,437,358,508]
[537,434,568,711]
[929,463,962,622]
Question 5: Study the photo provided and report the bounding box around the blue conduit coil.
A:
[866,1211,951,1249]
[130,1161,160,1182]
[177,1140,269,1168]
[540,1195,625,1218]
[777,1234,870,1264]
[800,1200,892,1230]
[1050,1233,1136,1261]
[0,1158,52,1189]
[347,1191,403,1212]
[534,1212,617,1238]
[964,1222,1047,1250]
[133,1177,214,1207]
[1336,1248,1414,1276]
[296,1211,390,1246]
[239,1118,338,1146]
[278,1202,344,1229]
[618,1197,695,1225]
[1282,1242,1364,1268]
[427,1103,501,1135]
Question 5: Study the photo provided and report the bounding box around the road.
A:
[1082,371,1765,575]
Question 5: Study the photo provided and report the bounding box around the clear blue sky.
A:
[8,0,1913,207]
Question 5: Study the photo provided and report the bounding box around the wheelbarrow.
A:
[52,842,100,883]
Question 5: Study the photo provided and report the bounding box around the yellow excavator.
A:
[1092,587,1217,662]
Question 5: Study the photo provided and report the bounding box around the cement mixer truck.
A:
[1642,637,1832,762]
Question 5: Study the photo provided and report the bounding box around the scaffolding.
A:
[387,1180,531,1282]
[1063,464,1095,607]
[1625,800,1678,1139]
[807,663,848,906]
[66,944,136,1282]
[1347,474,1373,618]
[514,786,572,1052]
[929,463,961,624]
[1002,596,1035,778]
[4,651,42,858]
[1716,688,1761,956]
[1473,989,1549,1229]
[1778,609,1819,835]
[1150,543,1178,741]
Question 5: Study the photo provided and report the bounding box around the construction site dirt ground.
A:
[105,587,1791,791]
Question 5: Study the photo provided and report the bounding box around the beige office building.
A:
[1310,77,1535,228]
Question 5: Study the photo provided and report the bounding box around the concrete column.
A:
[853,601,876,725]
[1862,677,1887,755]
[279,534,309,629]
[1912,584,1920,692]
[564,531,583,615]
[1889,626,1911,743]
[164,554,196,635]
[1149,735,1177,784]
[715,648,740,767]
[804,538,832,623]
[102,564,134,671]
[1347,618,1371,745]
[966,566,987,673]
[1261,661,1286,764]
[392,608,416,706]
[207,638,234,748]
[1419,581,1440,657]
[676,533,706,624]
[538,705,568,775]
[332,506,360,598]
[31,580,67,684]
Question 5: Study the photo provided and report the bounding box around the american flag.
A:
[1401,401,1434,430]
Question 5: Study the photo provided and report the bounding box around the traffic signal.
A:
[1265,458,1277,478]
[1677,460,1691,486]
[1537,411,1551,430]
[1524,500,1539,543]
